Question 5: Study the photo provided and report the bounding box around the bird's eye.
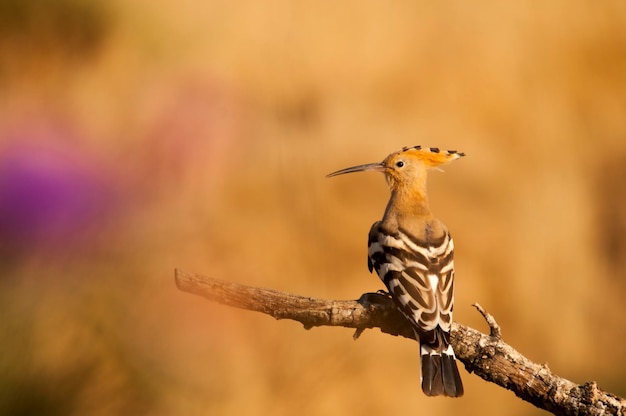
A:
[395,161,405,168]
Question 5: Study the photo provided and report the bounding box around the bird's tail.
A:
[420,343,464,397]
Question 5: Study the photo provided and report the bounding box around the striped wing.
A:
[367,221,455,349]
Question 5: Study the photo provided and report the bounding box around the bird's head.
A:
[327,146,464,192]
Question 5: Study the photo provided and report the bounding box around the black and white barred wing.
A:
[367,223,455,348]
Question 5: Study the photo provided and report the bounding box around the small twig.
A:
[175,269,626,416]
[472,302,502,339]
[352,327,366,340]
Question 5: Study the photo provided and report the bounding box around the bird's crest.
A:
[389,146,465,168]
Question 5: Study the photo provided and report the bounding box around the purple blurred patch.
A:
[0,133,117,258]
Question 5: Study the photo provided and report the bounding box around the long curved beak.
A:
[326,162,386,178]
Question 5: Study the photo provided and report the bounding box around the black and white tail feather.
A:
[420,335,463,397]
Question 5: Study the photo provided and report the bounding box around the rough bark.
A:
[175,269,625,416]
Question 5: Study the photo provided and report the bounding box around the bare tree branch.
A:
[175,269,625,416]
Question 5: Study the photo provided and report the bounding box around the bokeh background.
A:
[1,1,625,415]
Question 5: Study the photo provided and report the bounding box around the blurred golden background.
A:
[1,1,625,415]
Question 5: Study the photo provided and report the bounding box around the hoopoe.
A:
[327,145,465,397]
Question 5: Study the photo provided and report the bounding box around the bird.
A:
[327,145,465,397]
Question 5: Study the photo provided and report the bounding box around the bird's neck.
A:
[383,183,431,221]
